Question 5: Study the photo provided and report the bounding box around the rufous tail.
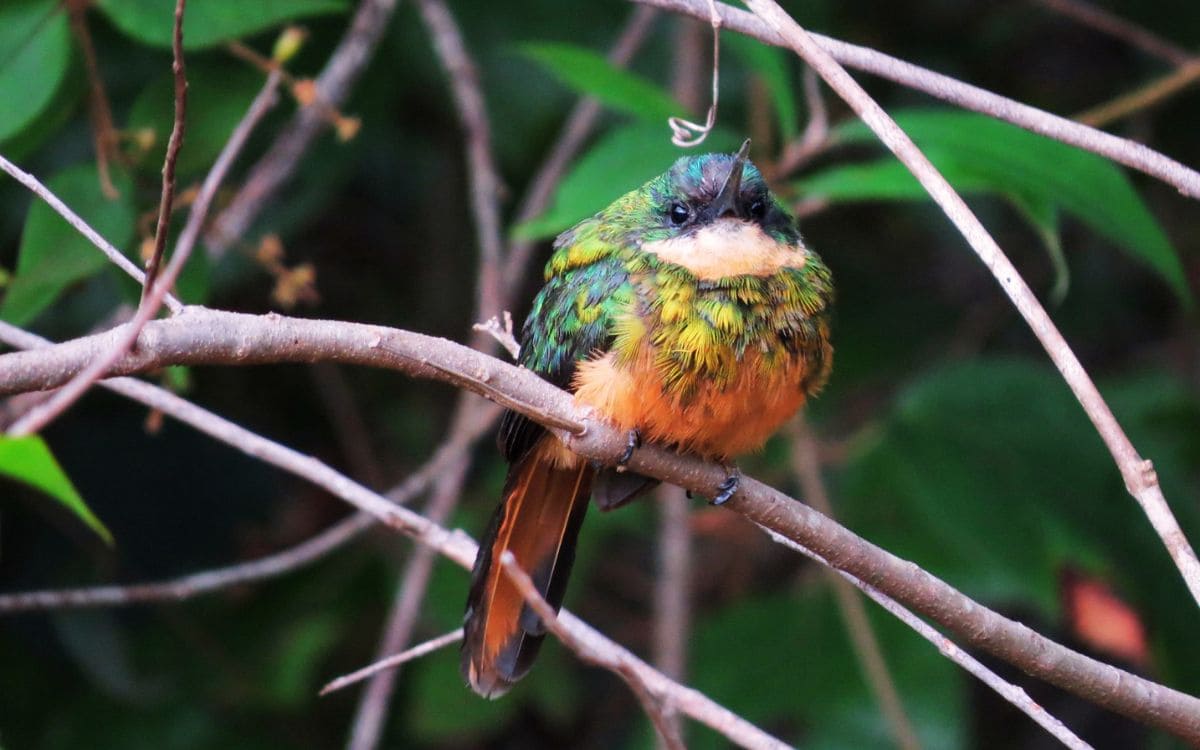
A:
[461,437,592,697]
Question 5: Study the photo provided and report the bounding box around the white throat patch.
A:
[641,219,806,280]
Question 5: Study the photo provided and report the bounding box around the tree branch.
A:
[739,0,1200,611]
[0,307,1196,741]
[7,67,281,437]
[0,154,182,313]
[633,0,1200,199]
[204,0,399,256]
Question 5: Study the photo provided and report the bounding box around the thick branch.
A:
[0,307,1196,742]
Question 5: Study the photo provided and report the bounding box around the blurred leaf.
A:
[264,613,341,706]
[0,435,112,544]
[95,0,348,50]
[800,109,1189,304]
[1011,194,1069,304]
[841,359,1117,614]
[127,62,263,178]
[518,42,682,123]
[514,124,739,241]
[1,164,135,326]
[0,0,71,144]
[725,33,798,139]
[690,590,964,749]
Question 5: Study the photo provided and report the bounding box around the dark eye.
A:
[668,202,690,226]
[748,199,766,220]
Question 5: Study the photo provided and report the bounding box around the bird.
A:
[461,140,833,697]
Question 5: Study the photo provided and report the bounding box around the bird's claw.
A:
[616,429,641,470]
[710,468,741,506]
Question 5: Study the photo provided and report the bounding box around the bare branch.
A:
[740,0,1200,609]
[1077,61,1200,127]
[414,0,505,325]
[789,420,921,750]
[634,0,1200,199]
[652,485,692,748]
[503,5,659,286]
[0,154,182,313]
[472,312,520,359]
[1033,0,1193,67]
[0,308,1197,741]
[206,0,400,257]
[6,69,281,437]
[501,552,770,750]
[142,0,189,301]
[320,628,464,696]
[759,526,1094,750]
[0,513,372,614]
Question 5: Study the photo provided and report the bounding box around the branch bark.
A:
[0,307,1196,742]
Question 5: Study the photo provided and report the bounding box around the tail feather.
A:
[462,438,592,697]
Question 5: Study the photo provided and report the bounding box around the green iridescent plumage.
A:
[499,151,833,462]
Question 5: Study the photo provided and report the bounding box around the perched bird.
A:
[462,141,833,697]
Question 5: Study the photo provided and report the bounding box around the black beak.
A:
[710,139,751,220]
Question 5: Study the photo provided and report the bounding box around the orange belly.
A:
[571,348,809,459]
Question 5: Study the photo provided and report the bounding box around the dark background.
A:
[1,1,1198,747]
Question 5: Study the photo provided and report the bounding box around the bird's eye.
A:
[748,199,766,220]
[668,203,690,226]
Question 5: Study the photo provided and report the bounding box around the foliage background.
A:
[0,0,1198,747]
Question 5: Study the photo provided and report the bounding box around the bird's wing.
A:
[498,254,634,463]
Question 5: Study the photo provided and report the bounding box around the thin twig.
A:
[788,420,920,750]
[634,0,1200,199]
[1077,61,1200,127]
[503,5,659,287]
[414,0,505,324]
[0,155,182,313]
[2,308,1198,741]
[320,628,464,696]
[0,513,373,613]
[741,0,1200,608]
[6,69,281,437]
[652,485,692,748]
[66,0,120,198]
[775,66,830,177]
[1033,0,1193,67]
[472,312,520,359]
[310,363,386,488]
[759,526,1094,750]
[501,552,770,750]
[346,3,507,745]
[205,0,400,257]
[141,0,188,302]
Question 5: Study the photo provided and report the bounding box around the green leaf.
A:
[96,0,348,50]
[513,124,740,241]
[690,590,965,749]
[799,109,1190,304]
[1,164,136,326]
[0,435,112,544]
[263,614,341,706]
[725,33,798,139]
[841,358,1114,613]
[127,62,263,178]
[0,0,71,144]
[518,42,682,123]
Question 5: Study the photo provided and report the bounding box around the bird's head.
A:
[626,140,808,279]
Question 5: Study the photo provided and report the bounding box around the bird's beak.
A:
[711,139,751,220]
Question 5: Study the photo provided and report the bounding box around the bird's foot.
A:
[710,466,741,506]
[616,429,641,471]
